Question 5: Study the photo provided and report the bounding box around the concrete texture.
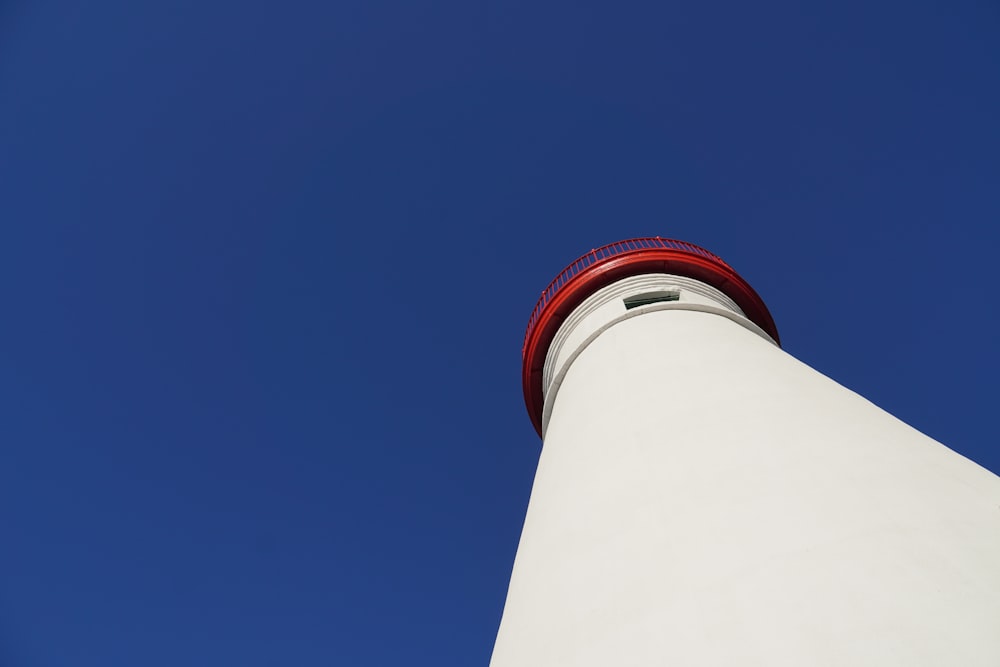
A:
[492,275,1000,666]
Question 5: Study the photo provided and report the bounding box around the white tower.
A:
[491,238,1000,666]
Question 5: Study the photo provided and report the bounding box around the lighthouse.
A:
[491,238,1000,666]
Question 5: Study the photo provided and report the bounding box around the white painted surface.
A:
[541,274,776,435]
[493,277,1000,666]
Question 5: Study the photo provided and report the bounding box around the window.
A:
[623,290,680,310]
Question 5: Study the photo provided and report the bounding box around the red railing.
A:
[523,237,733,353]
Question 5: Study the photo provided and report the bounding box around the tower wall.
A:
[493,275,1000,666]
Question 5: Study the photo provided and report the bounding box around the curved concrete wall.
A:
[540,274,776,436]
[493,279,1000,666]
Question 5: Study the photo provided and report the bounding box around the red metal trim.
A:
[522,238,779,436]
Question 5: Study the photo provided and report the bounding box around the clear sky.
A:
[1,0,998,665]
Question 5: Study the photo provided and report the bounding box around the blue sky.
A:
[1,0,998,664]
